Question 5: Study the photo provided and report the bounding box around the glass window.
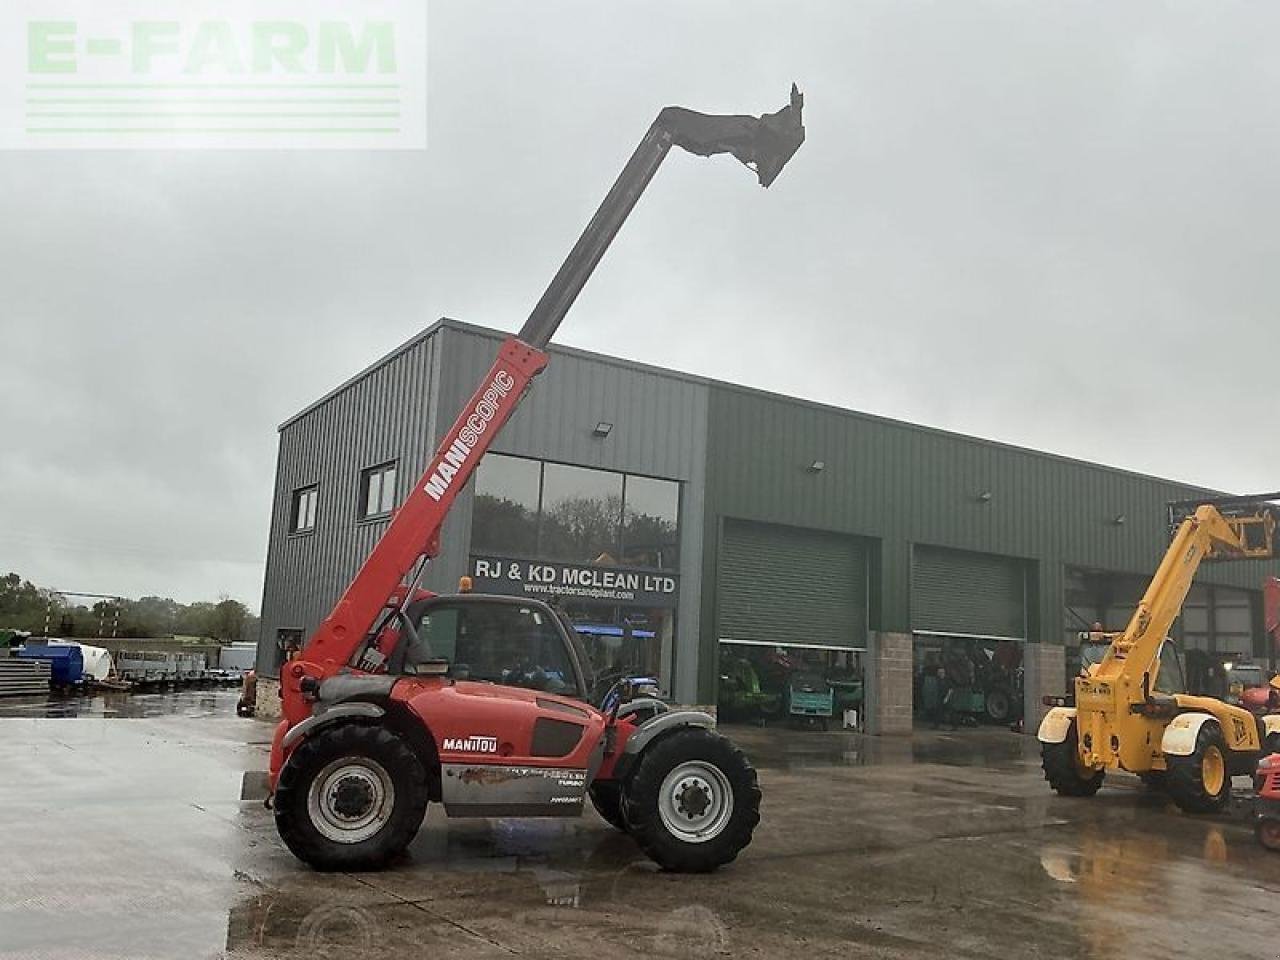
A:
[290,486,318,533]
[407,607,459,665]
[622,475,680,569]
[413,602,578,696]
[1154,641,1187,695]
[472,453,541,556]
[540,463,623,563]
[359,462,398,520]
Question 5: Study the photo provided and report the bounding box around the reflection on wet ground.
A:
[3,690,1280,959]
[0,689,235,720]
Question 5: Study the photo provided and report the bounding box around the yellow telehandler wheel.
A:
[1165,719,1231,814]
[1041,721,1104,797]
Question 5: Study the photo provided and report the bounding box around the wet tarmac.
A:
[3,690,1279,959]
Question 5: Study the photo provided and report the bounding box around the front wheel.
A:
[1041,721,1105,797]
[274,722,428,870]
[1166,720,1231,814]
[589,781,628,831]
[621,728,760,872]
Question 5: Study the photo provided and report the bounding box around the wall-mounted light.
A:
[592,422,613,438]
[977,490,993,503]
[1112,513,1127,526]
[808,460,825,473]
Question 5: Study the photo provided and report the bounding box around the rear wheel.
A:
[622,728,760,872]
[1166,719,1231,814]
[985,688,1012,723]
[589,781,628,831]
[1041,722,1105,797]
[275,723,428,870]
[1256,817,1280,851]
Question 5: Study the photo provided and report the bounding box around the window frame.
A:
[289,484,319,535]
[396,595,592,698]
[468,453,682,572]
[357,460,399,522]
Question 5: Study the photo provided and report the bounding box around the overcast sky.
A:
[5,1,1280,608]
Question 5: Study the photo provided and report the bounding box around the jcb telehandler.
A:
[267,88,805,872]
[1040,494,1280,812]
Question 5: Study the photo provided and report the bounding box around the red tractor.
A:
[267,88,806,872]
[1255,752,1280,851]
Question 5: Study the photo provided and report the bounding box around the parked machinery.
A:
[1039,494,1280,813]
[267,88,805,872]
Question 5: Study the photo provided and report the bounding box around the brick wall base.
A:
[866,631,913,735]
[1023,642,1065,735]
[254,676,282,721]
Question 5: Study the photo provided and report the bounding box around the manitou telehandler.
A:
[267,88,805,872]
[1040,494,1280,812]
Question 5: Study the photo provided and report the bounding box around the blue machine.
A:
[17,644,84,686]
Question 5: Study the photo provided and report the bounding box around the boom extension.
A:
[519,84,804,349]
[1099,498,1279,671]
[281,88,806,719]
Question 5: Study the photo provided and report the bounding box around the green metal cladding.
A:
[698,381,1278,700]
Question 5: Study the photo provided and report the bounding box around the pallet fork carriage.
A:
[268,88,805,872]
[1040,493,1280,813]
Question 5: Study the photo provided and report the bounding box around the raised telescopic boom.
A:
[1097,500,1277,672]
[280,88,805,716]
[1074,496,1279,767]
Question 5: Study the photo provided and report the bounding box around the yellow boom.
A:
[1041,497,1280,813]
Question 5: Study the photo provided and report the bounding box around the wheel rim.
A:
[657,760,734,844]
[307,756,396,844]
[1201,745,1226,796]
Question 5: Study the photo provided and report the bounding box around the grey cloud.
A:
[4,0,1279,605]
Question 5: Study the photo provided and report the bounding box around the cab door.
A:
[396,597,605,816]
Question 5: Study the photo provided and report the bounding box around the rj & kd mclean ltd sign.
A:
[469,557,678,608]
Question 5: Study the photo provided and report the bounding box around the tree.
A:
[209,597,250,644]
[0,571,259,640]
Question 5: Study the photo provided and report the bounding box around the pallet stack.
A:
[0,658,51,697]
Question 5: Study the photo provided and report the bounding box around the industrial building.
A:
[257,319,1278,729]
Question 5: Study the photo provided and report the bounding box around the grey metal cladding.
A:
[257,320,712,686]
[432,322,710,703]
[257,328,442,676]
[703,381,1273,592]
[434,322,707,481]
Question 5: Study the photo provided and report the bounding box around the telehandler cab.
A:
[267,88,805,872]
[1040,494,1280,813]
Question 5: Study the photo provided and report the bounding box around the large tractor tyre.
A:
[985,687,1012,724]
[621,728,761,873]
[1041,723,1105,797]
[274,722,429,871]
[589,781,629,832]
[1166,720,1232,814]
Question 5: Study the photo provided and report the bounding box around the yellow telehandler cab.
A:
[1040,494,1280,812]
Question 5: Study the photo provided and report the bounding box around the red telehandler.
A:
[268,87,806,872]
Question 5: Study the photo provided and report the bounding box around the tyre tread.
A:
[1165,719,1230,814]
[275,721,428,871]
[621,728,760,873]
[1041,723,1104,797]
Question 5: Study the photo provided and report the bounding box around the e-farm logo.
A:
[2,0,426,149]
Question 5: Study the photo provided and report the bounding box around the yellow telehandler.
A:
[1039,494,1280,812]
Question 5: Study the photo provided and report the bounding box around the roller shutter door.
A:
[912,545,1026,639]
[718,520,867,648]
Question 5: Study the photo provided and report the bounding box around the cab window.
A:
[1153,641,1186,695]
[410,602,578,697]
